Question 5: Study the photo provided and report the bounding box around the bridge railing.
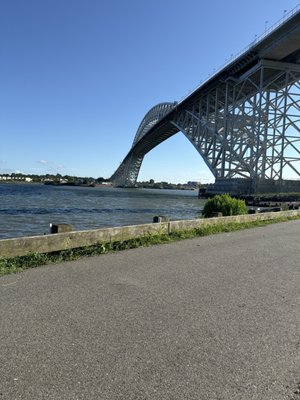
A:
[178,3,300,105]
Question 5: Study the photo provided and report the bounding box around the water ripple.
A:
[0,184,204,238]
[0,207,195,216]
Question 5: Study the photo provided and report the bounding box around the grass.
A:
[1,214,300,277]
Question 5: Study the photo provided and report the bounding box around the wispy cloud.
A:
[0,167,19,174]
[36,160,67,174]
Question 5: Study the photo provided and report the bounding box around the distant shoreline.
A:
[43,181,112,188]
[0,181,42,185]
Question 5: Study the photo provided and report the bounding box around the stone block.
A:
[153,216,169,223]
[248,209,258,214]
[211,212,223,217]
[50,224,74,234]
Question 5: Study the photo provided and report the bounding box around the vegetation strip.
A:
[1,214,300,277]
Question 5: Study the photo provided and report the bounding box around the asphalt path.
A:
[1,220,300,399]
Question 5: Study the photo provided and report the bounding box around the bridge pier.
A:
[207,178,300,196]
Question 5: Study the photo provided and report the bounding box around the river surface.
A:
[0,184,205,239]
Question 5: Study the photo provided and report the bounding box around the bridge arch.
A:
[132,102,177,146]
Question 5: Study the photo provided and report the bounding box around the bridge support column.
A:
[110,154,143,187]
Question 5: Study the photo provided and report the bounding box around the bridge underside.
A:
[111,59,300,193]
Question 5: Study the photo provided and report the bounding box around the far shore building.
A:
[0,175,33,182]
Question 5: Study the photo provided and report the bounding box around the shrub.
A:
[202,194,248,218]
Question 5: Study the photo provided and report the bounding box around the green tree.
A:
[203,194,247,218]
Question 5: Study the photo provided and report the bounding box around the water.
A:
[0,184,205,239]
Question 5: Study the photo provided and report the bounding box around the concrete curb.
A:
[1,209,300,259]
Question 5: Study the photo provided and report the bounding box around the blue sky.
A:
[1,0,298,183]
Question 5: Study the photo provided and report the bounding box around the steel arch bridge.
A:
[110,7,300,193]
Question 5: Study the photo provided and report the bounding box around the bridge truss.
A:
[173,60,300,182]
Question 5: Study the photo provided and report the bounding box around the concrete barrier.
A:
[1,210,300,259]
[0,222,169,259]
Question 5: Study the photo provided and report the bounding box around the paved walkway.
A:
[1,220,300,399]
